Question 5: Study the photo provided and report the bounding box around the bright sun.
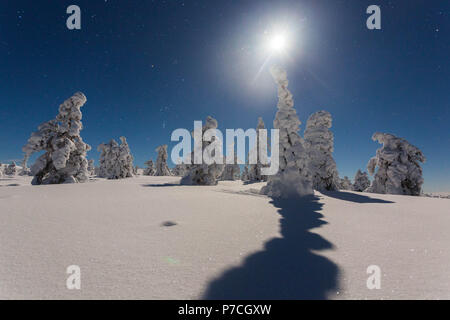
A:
[269,34,287,52]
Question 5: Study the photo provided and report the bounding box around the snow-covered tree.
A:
[171,164,187,176]
[143,159,155,176]
[247,117,269,182]
[4,161,18,176]
[353,169,371,192]
[181,116,224,185]
[241,165,250,181]
[87,159,95,176]
[22,92,91,185]
[260,66,313,198]
[366,132,425,195]
[19,155,31,176]
[339,176,353,190]
[221,154,240,181]
[154,145,171,176]
[97,136,134,179]
[304,110,340,191]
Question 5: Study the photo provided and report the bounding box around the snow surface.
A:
[0,175,449,299]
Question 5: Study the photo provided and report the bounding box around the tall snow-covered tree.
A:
[304,110,340,191]
[22,92,91,185]
[181,116,224,185]
[143,159,155,176]
[366,132,425,195]
[353,169,371,192]
[154,145,172,176]
[221,154,240,181]
[260,66,313,198]
[247,117,269,182]
[339,176,353,190]
[97,136,134,179]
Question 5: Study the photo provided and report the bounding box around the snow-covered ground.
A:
[0,175,449,299]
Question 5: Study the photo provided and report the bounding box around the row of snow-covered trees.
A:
[20,68,425,196]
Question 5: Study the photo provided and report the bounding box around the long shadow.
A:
[322,191,394,204]
[202,195,339,299]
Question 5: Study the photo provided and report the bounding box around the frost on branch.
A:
[22,92,91,185]
[366,132,425,195]
[247,117,269,182]
[97,136,135,179]
[220,154,240,181]
[143,159,155,176]
[260,66,313,198]
[339,176,353,190]
[304,110,340,191]
[154,145,172,176]
[353,169,371,192]
[180,116,224,185]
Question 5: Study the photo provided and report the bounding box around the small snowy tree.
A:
[260,66,313,198]
[87,159,95,176]
[241,165,250,181]
[22,92,91,185]
[97,136,134,179]
[366,132,425,195]
[221,154,240,181]
[143,159,155,176]
[4,161,18,175]
[304,110,340,191]
[19,155,31,176]
[154,145,171,176]
[180,116,224,185]
[247,117,269,182]
[353,169,371,192]
[339,176,353,190]
[171,164,187,176]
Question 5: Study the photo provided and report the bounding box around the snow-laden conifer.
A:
[304,110,340,191]
[353,169,371,192]
[97,137,134,179]
[367,132,425,195]
[143,159,155,176]
[247,117,269,182]
[154,145,172,176]
[221,154,240,181]
[260,67,313,198]
[180,116,224,185]
[339,176,353,190]
[22,92,91,184]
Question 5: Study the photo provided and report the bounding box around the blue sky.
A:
[0,0,448,192]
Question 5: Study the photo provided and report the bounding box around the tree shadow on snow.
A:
[141,183,180,187]
[321,191,394,204]
[202,195,339,299]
